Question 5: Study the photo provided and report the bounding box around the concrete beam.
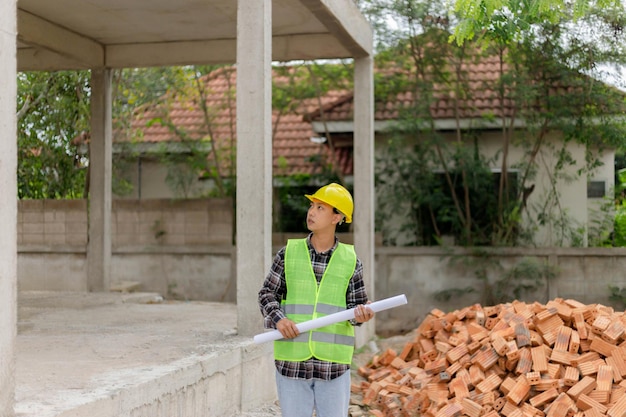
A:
[106,39,237,68]
[20,31,363,71]
[236,0,272,337]
[105,33,354,69]
[17,9,104,68]
[0,1,17,415]
[300,0,373,58]
[272,33,353,61]
[17,47,92,71]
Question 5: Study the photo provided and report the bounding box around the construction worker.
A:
[258,182,374,417]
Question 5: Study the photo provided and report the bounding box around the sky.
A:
[596,64,626,92]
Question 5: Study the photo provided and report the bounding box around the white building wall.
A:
[375,129,614,247]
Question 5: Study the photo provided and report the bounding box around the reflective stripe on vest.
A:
[281,331,355,347]
[283,303,344,316]
[273,238,357,364]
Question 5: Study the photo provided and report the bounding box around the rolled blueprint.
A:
[253,294,408,344]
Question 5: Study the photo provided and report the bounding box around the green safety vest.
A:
[274,238,357,364]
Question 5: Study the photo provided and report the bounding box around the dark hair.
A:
[333,207,346,225]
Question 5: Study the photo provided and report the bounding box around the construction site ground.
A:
[15,290,411,417]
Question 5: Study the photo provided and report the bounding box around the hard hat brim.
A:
[305,194,352,223]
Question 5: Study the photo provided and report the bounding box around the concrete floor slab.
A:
[15,291,277,417]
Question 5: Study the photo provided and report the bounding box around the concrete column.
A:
[0,1,17,415]
[87,69,113,292]
[236,0,272,337]
[353,56,376,346]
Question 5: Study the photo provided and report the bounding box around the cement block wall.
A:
[373,246,626,335]
[16,199,626,335]
[18,198,233,248]
[17,199,235,301]
[19,199,88,246]
[112,199,233,247]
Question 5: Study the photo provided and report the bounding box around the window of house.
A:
[419,170,519,246]
[587,180,606,199]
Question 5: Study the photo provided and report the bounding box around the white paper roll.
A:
[253,294,408,344]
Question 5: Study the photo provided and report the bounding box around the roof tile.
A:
[119,67,342,176]
[117,54,592,177]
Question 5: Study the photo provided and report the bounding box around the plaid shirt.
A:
[258,233,368,380]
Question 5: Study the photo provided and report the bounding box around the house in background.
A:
[113,66,353,200]
[302,54,619,247]
[114,57,621,247]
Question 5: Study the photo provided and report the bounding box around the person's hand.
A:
[277,318,300,339]
[354,303,374,323]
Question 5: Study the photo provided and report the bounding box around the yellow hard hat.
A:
[305,183,353,223]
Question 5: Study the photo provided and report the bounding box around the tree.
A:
[16,67,186,199]
[451,0,624,45]
[115,62,356,233]
[273,62,353,183]
[17,71,91,199]
[271,62,356,233]
[362,0,626,246]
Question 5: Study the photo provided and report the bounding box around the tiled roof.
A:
[120,54,595,177]
[310,54,518,122]
[120,67,350,176]
[314,53,614,123]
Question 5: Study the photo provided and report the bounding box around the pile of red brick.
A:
[353,298,626,417]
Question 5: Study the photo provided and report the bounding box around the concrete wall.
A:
[17,199,626,336]
[115,158,215,200]
[18,199,235,300]
[18,198,233,248]
[373,246,626,336]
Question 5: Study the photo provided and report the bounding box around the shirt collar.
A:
[306,233,338,254]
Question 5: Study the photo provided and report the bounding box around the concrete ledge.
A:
[46,344,273,417]
[16,292,276,417]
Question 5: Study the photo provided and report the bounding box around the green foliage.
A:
[17,71,91,199]
[122,65,235,199]
[367,0,626,248]
[587,197,618,247]
[16,67,197,200]
[616,152,626,187]
[274,174,351,234]
[376,133,523,246]
[615,168,626,246]
[113,67,189,125]
[434,251,558,305]
[609,285,626,309]
[273,61,354,183]
[450,0,624,44]
[615,202,626,246]
[272,63,353,113]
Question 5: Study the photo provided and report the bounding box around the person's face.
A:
[306,199,342,232]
